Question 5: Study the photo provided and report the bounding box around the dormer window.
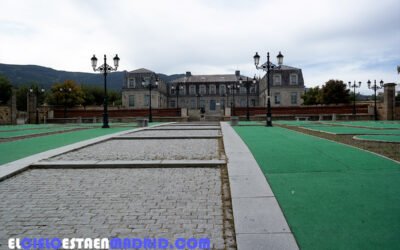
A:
[273,74,281,86]
[128,78,136,88]
[290,74,298,85]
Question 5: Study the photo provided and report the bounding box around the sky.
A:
[0,0,399,93]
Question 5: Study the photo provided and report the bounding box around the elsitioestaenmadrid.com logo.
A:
[8,237,211,249]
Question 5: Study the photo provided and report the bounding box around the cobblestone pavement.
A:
[124,129,221,137]
[0,168,228,248]
[46,139,221,161]
[147,126,221,130]
[1,123,236,249]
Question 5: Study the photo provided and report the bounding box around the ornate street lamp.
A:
[142,75,159,122]
[91,54,120,128]
[254,51,283,126]
[171,84,184,108]
[59,87,72,119]
[240,76,257,121]
[29,87,45,124]
[228,81,240,116]
[367,79,384,121]
[348,81,361,116]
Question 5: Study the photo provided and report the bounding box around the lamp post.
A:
[348,81,361,117]
[91,54,120,128]
[171,84,184,108]
[367,79,384,121]
[29,87,45,124]
[241,76,257,121]
[142,75,159,122]
[254,51,283,126]
[59,87,72,119]
[228,82,240,116]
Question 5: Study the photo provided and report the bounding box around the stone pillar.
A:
[383,83,396,120]
[27,92,37,124]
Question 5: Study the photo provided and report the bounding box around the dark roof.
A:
[261,62,300,71]
[172,74,251,83]
[128,68,154,74]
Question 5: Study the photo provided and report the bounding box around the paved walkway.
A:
[0,122,236,249]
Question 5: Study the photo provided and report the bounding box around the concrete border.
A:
[0,123,173,181]
[115,135,222,140]
[352,135,400,144]
[220,122,299,250]
[31,160,226,168]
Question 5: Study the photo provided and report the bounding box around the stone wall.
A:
[0,106,11,124]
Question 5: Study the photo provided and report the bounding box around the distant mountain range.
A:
[0,63,183,91]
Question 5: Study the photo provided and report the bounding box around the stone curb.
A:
[220,122,299,250]
[0,123,174,181]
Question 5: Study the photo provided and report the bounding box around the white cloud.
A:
[0,0,399,90]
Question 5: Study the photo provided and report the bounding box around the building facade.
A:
[259,65,305,107]
[122,68,167,109]
[168,71,259,113]
[122,63,305,113]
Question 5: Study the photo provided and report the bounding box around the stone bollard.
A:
[319,114,323,121]
[230,116,239,126]
[136,118,148,127]
[332,113,336,121]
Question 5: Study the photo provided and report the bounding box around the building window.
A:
[128,95,135,107]
[170,87,176,95]
[170,100,176,108]
[144,95,150,106]
[251,99,256,107]
[189,85,196,95]
[290,74,298,85]
[209,85,216,95]
[221,99,225,108]
[291,92,298,104]
[180,86,186,95]
[240,98,246,107]
[210,99,216,110]
[219,84,226,95]
[240,87,246,94]
[250,86,256,94]
[190,99,196,109]
[199,99,205,108]
[274,93,281,105]
[128,78,136,88]
[199,85,206,95]
[273,74,281,86]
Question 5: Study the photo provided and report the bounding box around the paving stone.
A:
[45,139,220,161]
[236,233,299,250]
[232,197,290,234]
[0,168,226,247]
[123,129,221,137]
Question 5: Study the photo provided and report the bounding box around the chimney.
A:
[235,70,240,77]
[186,71,191,77]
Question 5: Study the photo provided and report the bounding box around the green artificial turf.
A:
[321,121,400,129]
[354,135,400,143]
[301,125,400,135]
[234,126,400,250]
[0,127,132,165]
[0,126,84,138]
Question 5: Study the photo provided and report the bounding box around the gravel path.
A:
[124,129,221,137]
[48,139,220,161]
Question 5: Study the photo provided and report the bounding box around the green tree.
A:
[46,80,84,107]
[0,75,12,105]
[320,79,350,105]
[302,86,322,105]
[80,85,122,108]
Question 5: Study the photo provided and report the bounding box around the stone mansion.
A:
[121,63,305,114]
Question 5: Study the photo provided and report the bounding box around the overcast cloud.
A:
[0,0,399,93]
